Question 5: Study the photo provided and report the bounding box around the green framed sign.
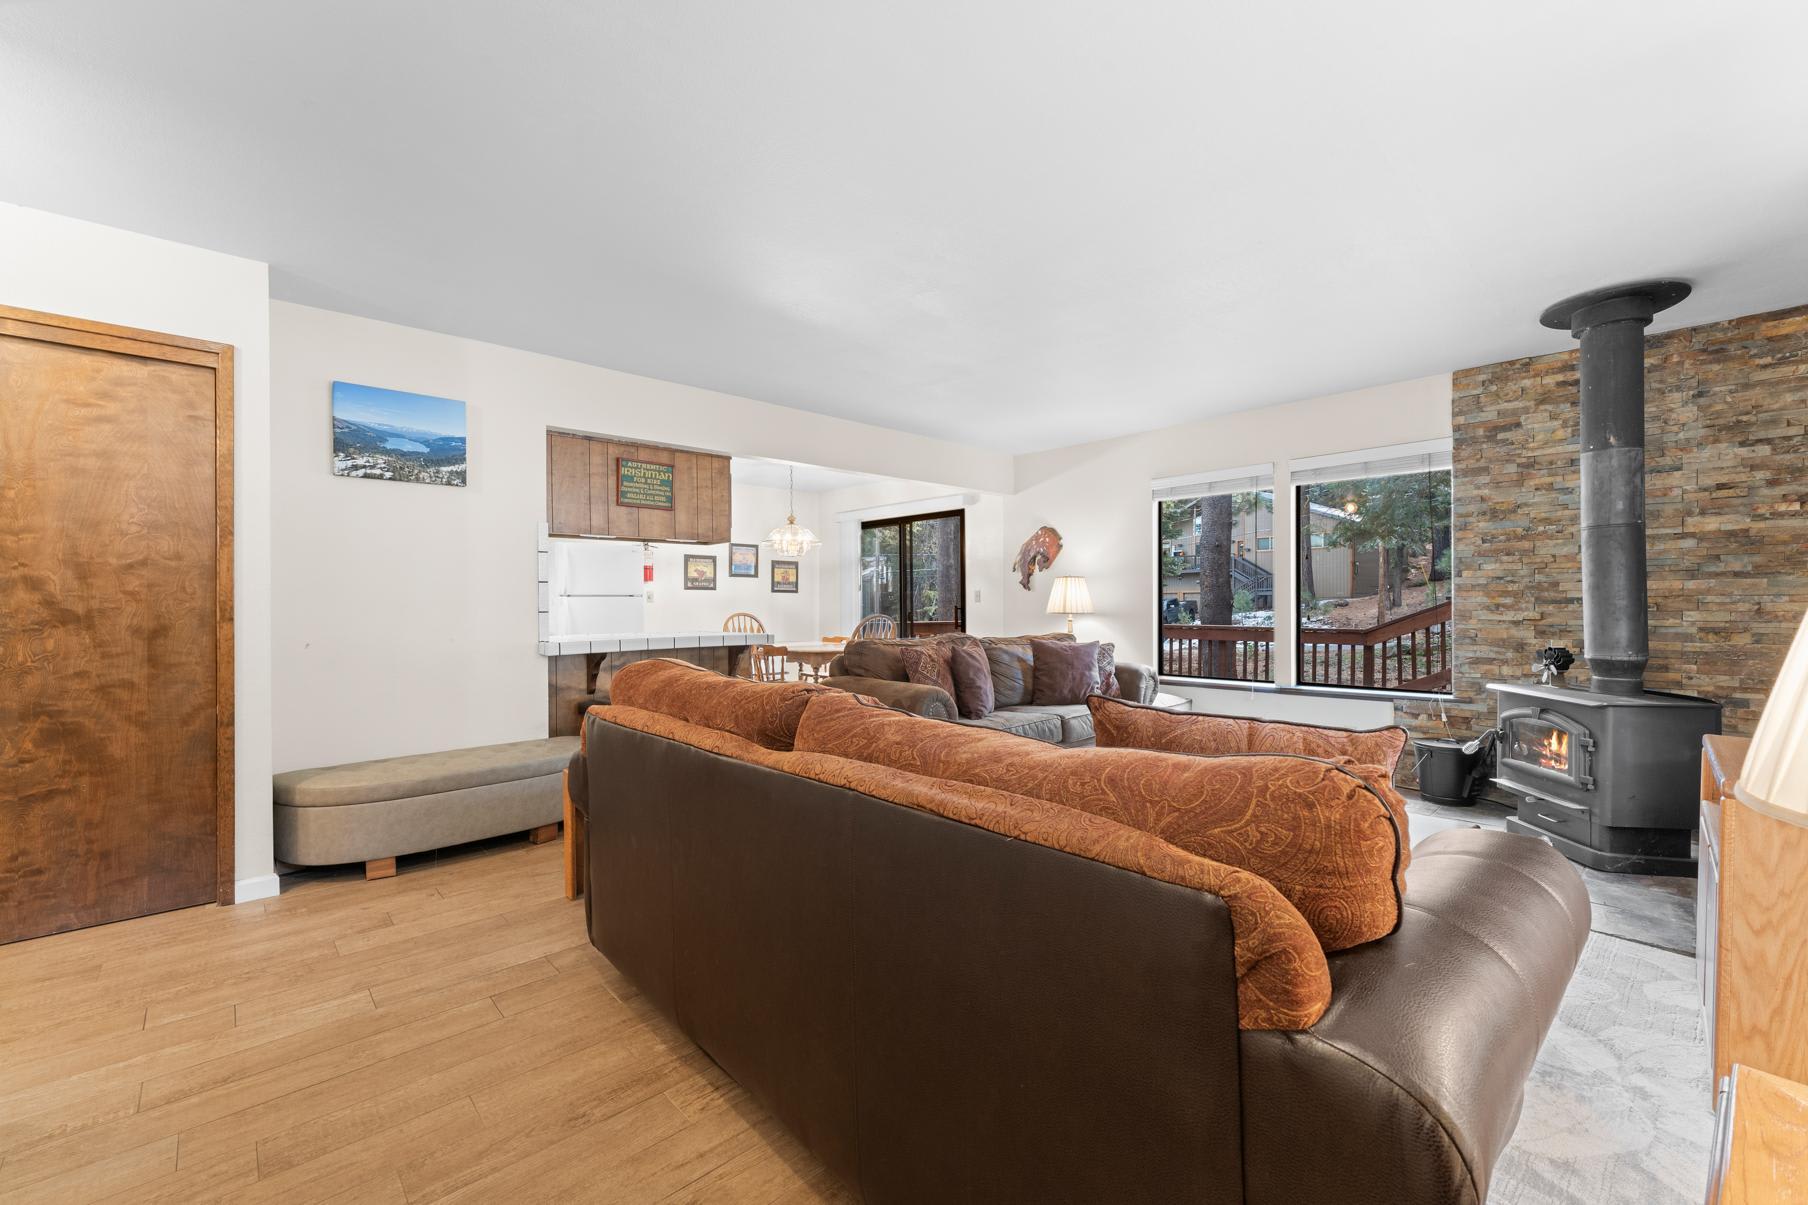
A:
[616,457,675,509]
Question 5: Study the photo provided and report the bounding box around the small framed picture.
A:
[728,543,760,578]
[684,554,717,590]
[771,560,799,593]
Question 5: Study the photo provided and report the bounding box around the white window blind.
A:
[1150,462,1274,501]
[1287,438,1452,487]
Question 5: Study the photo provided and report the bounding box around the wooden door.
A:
[0,305,234,944]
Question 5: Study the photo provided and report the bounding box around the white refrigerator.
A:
[548,539,645,635]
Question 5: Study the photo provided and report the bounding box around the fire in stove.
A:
[1537,729,1570,772]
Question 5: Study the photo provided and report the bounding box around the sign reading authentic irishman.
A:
[616,458,675,509]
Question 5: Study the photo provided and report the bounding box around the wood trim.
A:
[0,302,237,905]
[0,303,230,354]
[214,346,236,905]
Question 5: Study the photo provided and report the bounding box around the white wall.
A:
[0,203,277,900]
[641,479,823,642]
[1004,374,1452,727]
[270,302,1010,772]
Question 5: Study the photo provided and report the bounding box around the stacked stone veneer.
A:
[1396,302,1808,761]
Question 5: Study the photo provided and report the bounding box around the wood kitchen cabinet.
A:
[546,431,730,542]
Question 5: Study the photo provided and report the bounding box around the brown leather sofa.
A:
[567,666,1590,1205]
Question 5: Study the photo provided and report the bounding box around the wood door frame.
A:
[0,303,236,904]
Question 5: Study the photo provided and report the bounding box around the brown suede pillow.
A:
[1247,720,1410,776]
[946,639,995,719]
[1095,642,1122,698]
[608,657,825,749]
[1029,639,1101,705]
[1087,694,1410,776]
[899,643,956,699]
[794,690,1407,951]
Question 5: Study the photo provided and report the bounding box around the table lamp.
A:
[1045,576,1093,635]
[1735,606,1808,825]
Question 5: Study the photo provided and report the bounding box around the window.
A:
[1153,443,1454,695]
[1153,463,1276,683]
[1292,442,1452,694]
[860,509,965,636]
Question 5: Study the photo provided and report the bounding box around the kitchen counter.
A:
[536,630,770,658]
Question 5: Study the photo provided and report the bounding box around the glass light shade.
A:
[762,464,820,557]
[1735,606,1808,826]
[765,515,820,558]
[1045,576,1094,616]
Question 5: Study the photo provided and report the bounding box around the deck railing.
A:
[1160,600,1452,691]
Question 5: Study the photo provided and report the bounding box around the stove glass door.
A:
[1499,707,1594,790]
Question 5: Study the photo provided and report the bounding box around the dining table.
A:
[782,640,846,683]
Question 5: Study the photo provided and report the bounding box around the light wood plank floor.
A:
[0,837,850,1204]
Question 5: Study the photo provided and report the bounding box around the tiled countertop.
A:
[536,631,770,657]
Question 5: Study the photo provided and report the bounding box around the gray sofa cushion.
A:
[981,632,1074,707]
[1008,703,1094,745]
[954,708,1064,744]
[273,737,578,807]
[983,641,1036,708]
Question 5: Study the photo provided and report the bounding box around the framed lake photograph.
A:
[771,559,799,593]
[728,543,760,578]
[331,381,468,486]
[684,554,717,590]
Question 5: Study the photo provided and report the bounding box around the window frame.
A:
[1151,443,1455,698]
[1291,465,1454,697]
[1153,486,1277,686]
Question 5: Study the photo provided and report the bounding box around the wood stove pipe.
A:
[1538,280,1691,697]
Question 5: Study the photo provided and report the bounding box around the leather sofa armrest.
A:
[1238,827,1590,1205]
[1115,662,1159,704]
[823,675,958,722]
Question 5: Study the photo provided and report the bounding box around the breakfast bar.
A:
[542,630,769,738]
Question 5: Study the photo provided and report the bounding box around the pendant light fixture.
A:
[764,465,821,558]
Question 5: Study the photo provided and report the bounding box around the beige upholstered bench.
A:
[273,737,578,880]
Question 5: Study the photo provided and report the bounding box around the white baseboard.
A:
[233,873,281,904]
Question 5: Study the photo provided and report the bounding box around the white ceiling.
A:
[730,458,884,495]
[3,2,1806,454]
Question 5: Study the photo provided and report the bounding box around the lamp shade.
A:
[1735,606,1808,826]
[761,465,820,558]
[1045,576,1094,616]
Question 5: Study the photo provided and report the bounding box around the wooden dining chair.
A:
[723,612,766,634]
[748,645,789,683]
[851,614,897,640]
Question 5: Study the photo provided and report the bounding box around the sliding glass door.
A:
[859,510,965,636]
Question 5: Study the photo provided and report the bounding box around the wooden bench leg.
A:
[365,857,397,881]
[529,822,560,846]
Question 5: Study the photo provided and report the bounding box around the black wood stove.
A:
[1489,281,1720,875]
[1490,681,1718,873]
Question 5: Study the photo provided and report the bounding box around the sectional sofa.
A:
[565,659,1589,1204]
[822,631,1159,746]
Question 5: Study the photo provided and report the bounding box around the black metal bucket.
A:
[1413,732,1495,806]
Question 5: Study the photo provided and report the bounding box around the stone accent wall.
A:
[1397,302,1808,756]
